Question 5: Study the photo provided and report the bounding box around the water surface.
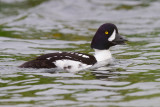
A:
[0,0,160,106]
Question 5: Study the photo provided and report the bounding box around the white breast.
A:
[94,49,112,62]
[92,49,113,69]
[54,60,92,72]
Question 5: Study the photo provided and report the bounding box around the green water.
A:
[0,0,160,107]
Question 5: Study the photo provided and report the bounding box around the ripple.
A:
[1,0,160,107]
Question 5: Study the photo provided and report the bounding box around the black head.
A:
[91,23,127,50]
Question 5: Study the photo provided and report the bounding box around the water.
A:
[0,0,160,106]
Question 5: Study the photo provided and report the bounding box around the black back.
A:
[19,52,97,68]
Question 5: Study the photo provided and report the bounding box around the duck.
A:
[19,23,127,72]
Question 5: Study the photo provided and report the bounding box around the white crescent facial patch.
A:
[108,29,116,41]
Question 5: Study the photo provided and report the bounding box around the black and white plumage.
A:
[19,23,127,72]
[20,52,97,72]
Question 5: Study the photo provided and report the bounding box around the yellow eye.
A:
[105,31,109,35]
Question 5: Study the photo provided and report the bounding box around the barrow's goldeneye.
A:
[19,23,127,72]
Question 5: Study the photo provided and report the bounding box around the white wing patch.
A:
[78,54,83,56]
[108,29,116,41]
[74,53,89,58]
[53,60,92,72]
[82,55,89,58]
[46,57,52,60]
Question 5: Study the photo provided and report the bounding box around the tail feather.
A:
[19,60,56,68]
